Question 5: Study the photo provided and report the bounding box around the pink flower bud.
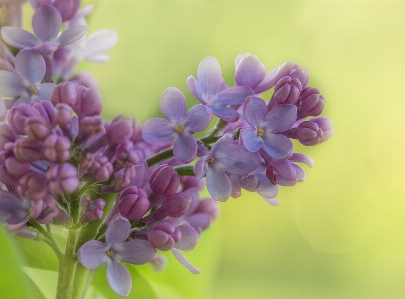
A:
[5,157,30,179]
[76,116,104,144]
[32,101,57,127]
[118,186,150,220]
[8,104,39,135]
[299,87,325,117]
[36,194,60,224]
[44,135,71,162]
[273,76,302,105]
[296,121,323,146]
[106,115,134,144]
[148,221,181,251]
[52,82,78,107]
[18,172,48,201]
[46,163,79,194]
[91,156,113,181]
[150,164,180,196]
[0,123,18,149]
[82,197,106,221]
[25,117,51,141]
[53,0,80,21]
[78,153,93,173]
[310,117,334,143]
[162,192,193,218]
[55,103,73,127]
[74,86,102,118]
[13,139,44,162]
[290,68,309,89]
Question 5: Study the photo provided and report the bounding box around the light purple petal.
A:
[294,164,306,182]
[57,25,87,47]
[106,216,130,245]
[36,83,56,101]
[83,29,118,59]
[106,260,132,297]
[274,175,296,186]
[271,160,296,181]
[184,105,212,132]
[243,96,266,128]
[173,133,197,164]
[14,95,31,105]
[32,4,62,41]
[193,156,207,180]
[256,174,278,198]
[213,86,252,106]
[33,42,60,54]
[265,104,297,133]
[210,133,234,157]
[171,248,201,274]
[141,118,174,146]
[0,190,23,214]
[174,223,199,251]
[1,27,39,49]
[196,56,222,102]
[210,105,240,123]
[218,145,261,175]
[235,55,266,89]
[254,67,278,94]
[262,133,293,160]
[186,76,205,103]
[264,198,280,206]
[206,166,231,201]
[159,87,186,122]
[116,239,156,265]
[15,50,45,85]
[290,153,314,168]
[0,71,24,97]
[78,240,108,269]
[186,214,211,232]
[234,52,250,69]
[131,164,148,188]
[240,127,263,152]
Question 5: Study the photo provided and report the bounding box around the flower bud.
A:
[290,68,309,89]
[78,153,93,174]
[118,186,150,220]
[273,76,302,105]
[76,116,104,144]
[46,163,79,194]
[70,72,99,89]
[310,117,334,143]
[148,221,181,251]
[180,175,204,191]
[113,141,140,170]
[274,61,299,83]
[8,104,39,135]
[55,103,73,127]
[44,135,71,162]
[102,165,136,193]
[36,194,60,224]
[52,82,77,107]
[106,115,134,144]
[13,138,44,162]
[25,116,51,141]
[74,86,102,118]
[195,198,219,221]
[32,101,57,127]
[91,156,113,181]
[0,123,18,149]
[162,192,193,218]
[82,197,106,221]
[53,0,81,21]
[298,87,325,117]
[296,121,323,146]
[150,164,180,197]
[18,172,48,201]
[5,157,30,179]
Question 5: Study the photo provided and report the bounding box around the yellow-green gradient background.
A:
[20,1,405,298]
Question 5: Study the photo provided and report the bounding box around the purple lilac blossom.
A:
[78,216,156,297]
[142,87,212,163]
[187,56,252,122]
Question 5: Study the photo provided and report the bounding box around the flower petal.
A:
[0,71,24,97]
[196,56,222,102]
[83,29,118,59]
[36,83,56,101]
[159,87,186,122]
[213,86,252,106]
[254,67,278,94]
[271,159,296,181]
[171,248,201,274]
[32,4,62,41]
[243,96,266,128]
[116,239,156,265]
[262,133,293,160]
[256,174,279,198]
[141,118,174,146]
[193,156,207,180]
[210,133,234,157]
[235,55,266,89]
[265,104,297,133]
[106,216,131,245]
[290,153,314,168]
[218,145,261,175]
[206,165,231,201]
[78,240,108,269]
[186,76,204,103]
[106,260,132,297]
[14,95,31,106]
[57,25,87,48]
[15,50,45,85]
[184,104,212,132]
[1,27,39,49]
[173,133,197,164]
[174,223,199,252]
[240,127,263,152]
[0,190,23,214]
[33,42,60,54]
[210,105,240,123]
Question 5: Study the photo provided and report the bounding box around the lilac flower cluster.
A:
[0,1,333,298]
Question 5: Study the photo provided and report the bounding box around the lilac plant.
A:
[0,1,333,299]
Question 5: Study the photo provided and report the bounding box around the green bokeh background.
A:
[6,0,404,298]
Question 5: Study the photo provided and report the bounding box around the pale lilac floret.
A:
[194,133,261,201]
[142,87,212,163]
[187,56,252,122]
[1,4,86,54]
[78,216,156,297]
[0,50,56,106]
[241,96,297,160]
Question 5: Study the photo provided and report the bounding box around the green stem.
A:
[29,220,63,259]
[174,165,195,176]
[146,148,174,167]
[55,229,78,299]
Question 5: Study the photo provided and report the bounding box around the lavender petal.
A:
[243,96,267,128]
[184,104,212,132]
[57,25,87,48]
[196,56,222,102]
[173,133,197,164]
[240,127,263,152]
[218,145,261,175]
[171,248,201,274]
[186,76,203,103]
[256,174,278,199]
[116,239,156,265]
[174,223,199,252]
[106,260,132,297]
[78,240,108,269]
[210,105,240,123]
[36,83,56,101]
[159,87,186,122]
[141,118,174,146]
[193,156,207,180]
[290,153,314,168]
[82,29,119,60]
[32,4,62,41]
[206,166,231,201]
[0,71,24,97]
[262,133,293,160]
[235,55,266,89]
[1,27,39,49]
[254,67,278,94]
[265,104,297,133]
[15,50,45,85]
[210,133,234,157]
[105,216,131,245]
[213,86,252,106]
[0,190,23,214]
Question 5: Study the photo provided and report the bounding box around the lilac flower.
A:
[149,164,180,196]
[0,50,55,106]
[142,87,212,163]
[1,4,86,54]
[194,133,261,201]
[187,56,252,122]
[241,96,297,160]
[78,216,156,297]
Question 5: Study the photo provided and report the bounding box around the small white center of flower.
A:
[174,124,185,134]
[257,127,264,137]
[28,86,37,94]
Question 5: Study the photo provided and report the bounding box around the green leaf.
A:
[0,226,36,298]
[23,267,59,299]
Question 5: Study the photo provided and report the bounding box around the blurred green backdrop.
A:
[12,0,405,298]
